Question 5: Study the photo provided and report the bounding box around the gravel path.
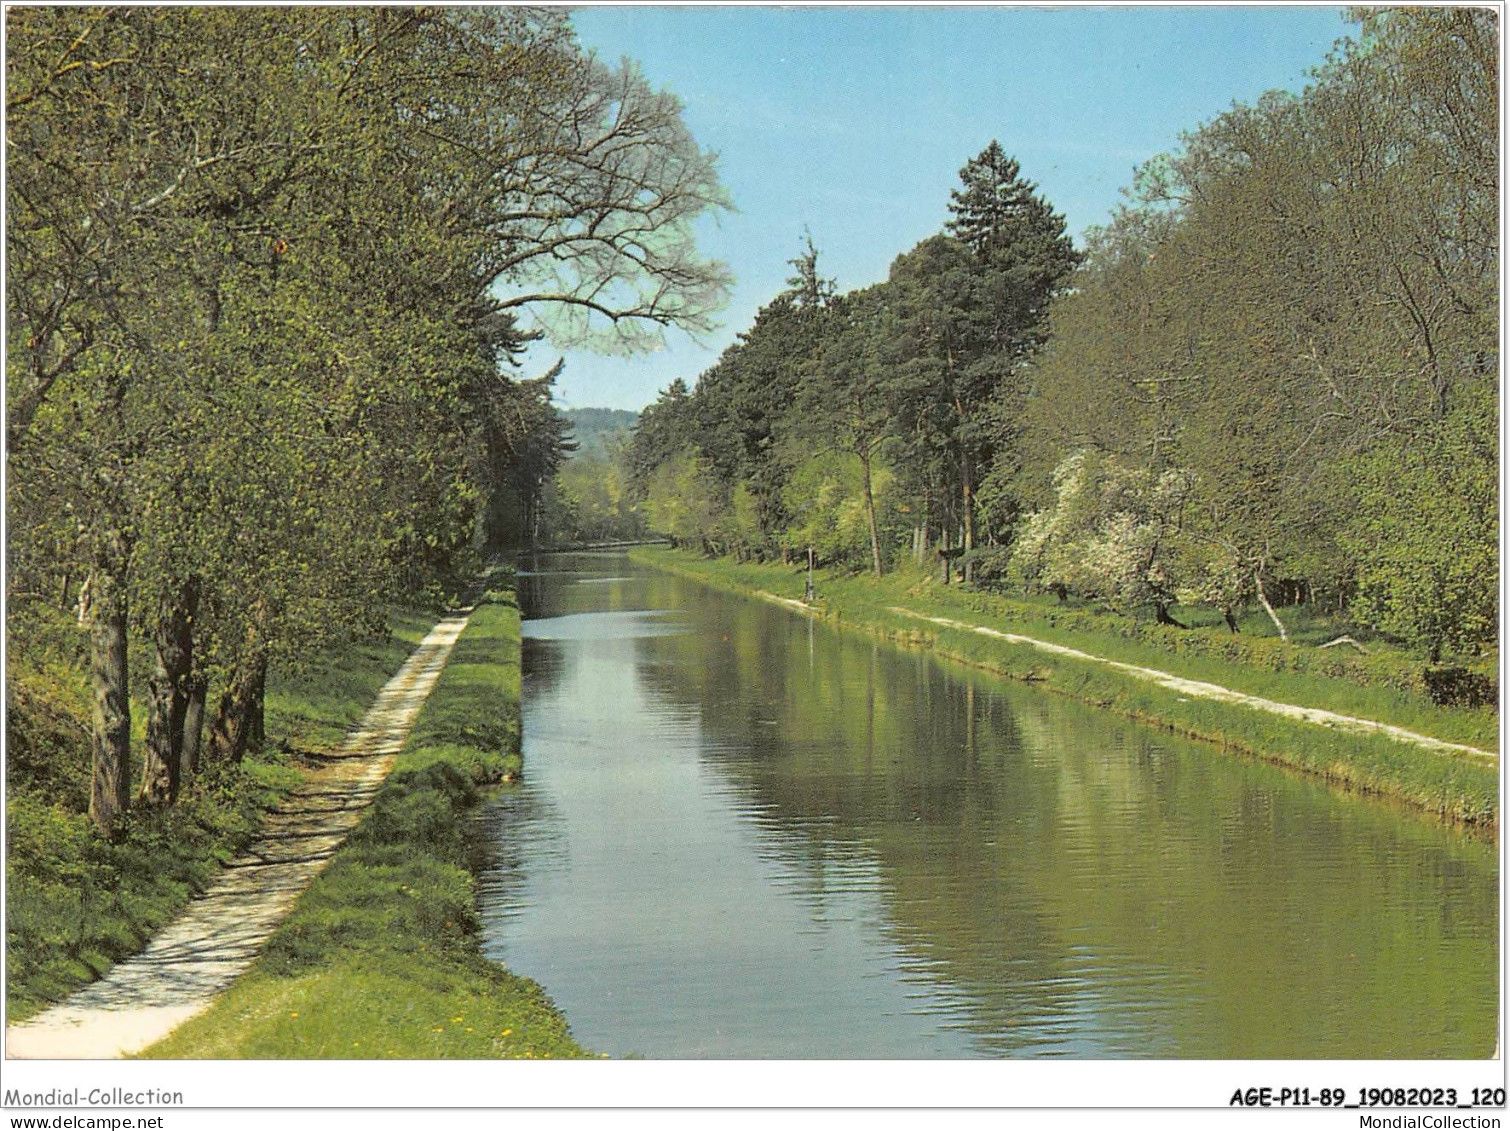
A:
[5,609,474,1060]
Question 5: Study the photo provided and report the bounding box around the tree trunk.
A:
[961,465,976,583]
[180,675,207,783]
[87,550,131,837]
[1155,602,1189,629]
[859,449,883,578]
[140,652,182,805]
[208,661,259,766]
[140,578,199,805]
[247,660,266,750]
[1254,571,1288,642]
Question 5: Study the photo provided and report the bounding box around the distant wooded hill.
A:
[565,407,639,459]
[544,408,644,544]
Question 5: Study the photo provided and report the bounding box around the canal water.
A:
[475,554,1497,1058]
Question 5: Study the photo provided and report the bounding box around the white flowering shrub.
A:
[1012,451,1193,615]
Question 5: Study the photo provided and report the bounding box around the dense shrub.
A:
[1423,667,1498,710]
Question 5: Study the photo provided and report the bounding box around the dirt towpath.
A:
[884,606,1495,761]
[5,608,474,1060]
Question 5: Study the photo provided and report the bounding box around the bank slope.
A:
[141,584,590,1059]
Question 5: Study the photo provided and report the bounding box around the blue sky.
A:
[530,4,1350,412]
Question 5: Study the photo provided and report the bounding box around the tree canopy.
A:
[625,9,1496,665]
[6,7,729,829]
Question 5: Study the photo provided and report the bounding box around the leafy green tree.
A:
[1018,206,1193,482]
[7,8,356,819]
[800,288,908,576]
[7,8,732,828]
[643,449,724,550]
[476,365,576,552]
[1346,387,1498,660]
[545,412,644,546]
[550,453,642,544]
[1020,9,1495,642]
[687,238,835,557]
[948,142,1081,352]
[626,237,833,562]
[628,379,697,499]
[781,451,899,569]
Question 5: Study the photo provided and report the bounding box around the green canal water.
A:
[476,554,1497,1058]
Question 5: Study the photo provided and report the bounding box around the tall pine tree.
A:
[890,143,1081,576]
[947,140,1080,361]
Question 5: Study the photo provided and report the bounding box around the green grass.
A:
[5,601,435,1024]
[5,760,303,1024]
[140,583,592,1059]
[632,548,1499,827]
[934,591,1495,750]
[266,608,435,753]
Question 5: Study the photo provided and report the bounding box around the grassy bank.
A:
[140,583,590,1059]
[5,603,435,1024]
[631,548,1498,827]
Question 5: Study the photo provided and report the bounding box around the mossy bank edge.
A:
[631,547,1497,830]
